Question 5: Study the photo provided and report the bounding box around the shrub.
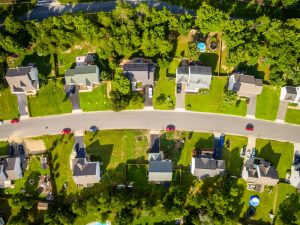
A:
[198,89,209,95]
[223,90,238,104]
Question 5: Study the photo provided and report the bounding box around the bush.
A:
[198,89,209,95]
[185,42,201,61]
[223,90,238,104]
[157,57,170,69]
[186,104,191,110]
[111,90,130,112]
[101,71,112,81]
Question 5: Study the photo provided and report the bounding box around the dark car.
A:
[241,145,247,156]
[176,84,182,93]
[89,126,98,132]
[18,145,25,155]
[166,124,175,131]
[246,123,254,131]
[9,145,14,156]
[67,85,76,96]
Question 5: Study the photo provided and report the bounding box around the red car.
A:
[246,123,254,131]
[11,118,19,124]
[166,125,175,131]
[62,128,72,134]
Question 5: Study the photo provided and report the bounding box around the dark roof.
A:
[149,161,172,173]
[286,86,297,94]
[65,65,98,76]
[259,165,279,179]
[194,156,225,170]
[233,74,263,86]
[123,63,153,72]
[6,67,32,77]
[177,67,189,75]
[73,158,98,176]
[5,158,16,170]
[189,66,212,75]
[150,134,160,153]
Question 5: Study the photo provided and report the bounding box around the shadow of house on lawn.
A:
[236,63,265,80]
[222,146,244,177]
[257,142,281,169]
[199,52,218,74]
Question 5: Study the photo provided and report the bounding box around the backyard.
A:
[255,86,280,121]
[80,83,111,111]
[0,87,19,120]
[153,69,176,110]
[43,134,77,196]
[185,77,247,116]
[255,138,294,179]
[28,81,72,117]
[6,156,50,197]
[84,129,149,183]
[0,141,9,156]
[222,135,248,176]
[285,108,300,125]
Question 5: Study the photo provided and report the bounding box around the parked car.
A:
[62,128,72,134]
[18,145,25,155]
[251,148,256,158]
[241,145,247,156]
[149,86,153,99]
[246,123,254,131]
[11,118,19,124]
[89,126,98,132]
[69,85,76,95]
[0,120,3,125]
[176,84,182,93]
[9,145,14,156]
[166,124,175,131]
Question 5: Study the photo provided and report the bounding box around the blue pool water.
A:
[87,222,106,225]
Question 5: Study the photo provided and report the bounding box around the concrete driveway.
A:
[176,84,185,110]
[276,101,289,122]
[74,131,85,158]
[16,93,29,118]
[246,95,256,119]
[65,85,81,112]
[144,85,153,108]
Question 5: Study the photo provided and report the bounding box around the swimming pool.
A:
[86,222,106,225]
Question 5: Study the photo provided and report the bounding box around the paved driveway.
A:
[74,133,85,158]
[65,85,81,111]
[276,100,288,122]
[16,93,29,118]
[176,84,185,109]
[246,95,256,118]
[144,85,153,107]
[1,111,300,143]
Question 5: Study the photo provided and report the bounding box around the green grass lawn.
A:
[175,34,191,58]
[200,52,219,74]
[84,130,149,184]
[185,77,247,116]
[6,156,50,197]
[43,134,77,196]
[256,139,294,179]
[127,164,148,188]
[222,135,248,176]
[285,108,300,125]
[255,86,280,121]
[275,183,297,215]
[153,69,176,110]
[0,87,19,120]
[0,141,9,156]
[168,58,181,77]
[80,83,111,111]
[28,81,72,117]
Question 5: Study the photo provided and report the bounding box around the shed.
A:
[37,202,48,211]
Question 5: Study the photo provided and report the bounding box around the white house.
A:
[0,157,23,188]
[280,86,300,105]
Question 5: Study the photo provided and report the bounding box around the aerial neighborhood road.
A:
[20,0,195,21]
[1,110,300,143]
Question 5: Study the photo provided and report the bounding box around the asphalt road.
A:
[20,0,195,21]
[1,110,300,143]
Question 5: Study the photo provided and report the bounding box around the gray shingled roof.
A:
[65,65,99,86]
[286,86,297,94]
[65,65,98,76]
[149,160,172,173]
[177,67,189,75]
[233,74,263,86]
[123,63,155,86]
[194,157,225,170]
[189,66,212,76]
[6,67,32,77]
[73,158,98,176]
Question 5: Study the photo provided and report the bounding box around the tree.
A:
[278,193,300,225]
[113,73,131,95]
[185,42,201,61]
[223,90,238,104]
[178,14,193,35]
[101,71,112,81]
[196,3,229,34]
[4,15,23,35]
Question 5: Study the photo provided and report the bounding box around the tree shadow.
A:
[199,53,218,73]
[86,141,113,172]
[257,142,281,168]
[236,63,265,80]
[194,136,214,150]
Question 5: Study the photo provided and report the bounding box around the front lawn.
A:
[168,58,181,77]
[285,108,300,125]
[0,141,9,156]
[255,86,280,121]
[222,135,248,176]
[0,87,19,120]
[43,134,77,196]
[185,77,247,116]
[80,83,111,111]
[255,138,294,179]
[28,81,72,117]
[84,130,149,183]
[6,156,50,197]
[153,69,176,110]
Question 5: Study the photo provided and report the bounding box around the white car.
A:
[0,120,3,125]
[149,86,153,98]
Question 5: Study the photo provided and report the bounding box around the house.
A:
[176,65,212,93]
[0,157,23,188]
[75,54,95,67]
[148,160,173,182]
[65,65,100,91]
[228,74,263,98]
[191,155,225,178]
[123,58,156,91]
[289,152,300,191]
[5,66,39,95]
[242,158,279,188]
[72,158,101,188]
[280,86,300,104]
